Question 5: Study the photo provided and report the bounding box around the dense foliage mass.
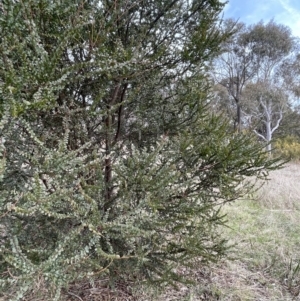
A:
[0,1,281,300]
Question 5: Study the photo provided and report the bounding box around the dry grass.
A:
[203,162,300,300]
[257,162,300,210]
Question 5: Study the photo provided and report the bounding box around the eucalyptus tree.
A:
[213,20,295,134]
[242,21,294,80]
[239,21,295,151]
[212,19,256,131]
[0,1,281,300]
[242,80,288,151]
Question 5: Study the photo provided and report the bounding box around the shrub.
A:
[0,1,281,300]
[274,135,300,160]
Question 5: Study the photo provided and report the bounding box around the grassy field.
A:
[215,162,300,301]
[136,162,300,301]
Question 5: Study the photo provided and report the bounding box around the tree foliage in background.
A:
[240,21,295,151]
[0,1,281,300]
[213,20,295,141]
[212,19,253,131]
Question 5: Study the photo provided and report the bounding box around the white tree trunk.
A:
[252,98,283,153]
[265,119,272,152]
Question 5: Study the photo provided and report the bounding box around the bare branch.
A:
[253,129,268,141]
[271,109,283,134]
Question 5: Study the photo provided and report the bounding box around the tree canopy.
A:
[212,19,296,152]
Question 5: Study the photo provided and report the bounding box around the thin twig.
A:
[67,291,84,301]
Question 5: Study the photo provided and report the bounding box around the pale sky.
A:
[221,0,300,37]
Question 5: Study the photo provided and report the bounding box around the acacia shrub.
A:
[0,1,282,300]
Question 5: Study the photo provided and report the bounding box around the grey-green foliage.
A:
[213,20,295,133]
[0,1,282,300]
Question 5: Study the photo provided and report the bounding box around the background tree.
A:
[240,21,295,151]
[213,20,295,137]
[270,52,300,158]
[275,104,300,139]
[0,1,281,300]
[242,80,288,151]
[212,19,256,131]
